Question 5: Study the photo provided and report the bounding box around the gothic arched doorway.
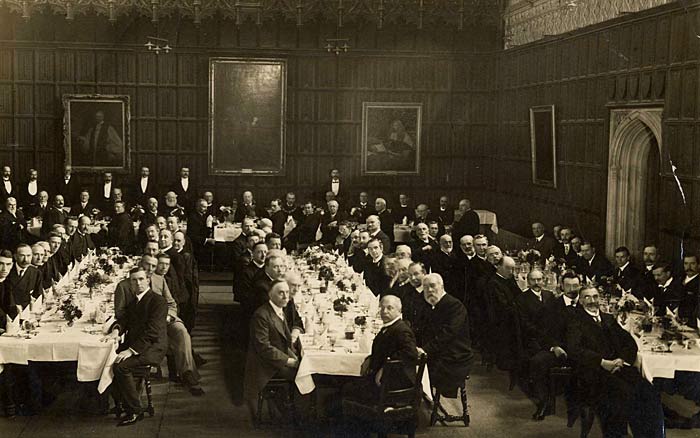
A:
[605,107,663,259]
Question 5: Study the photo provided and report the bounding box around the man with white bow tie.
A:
[0,166,14,206]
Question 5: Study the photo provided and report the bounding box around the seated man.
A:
[68,216,95,262]
[114,255,204,397]
[363,238,390,296]
[417,273,473,397]
[567,286,664,438]
[344,295,418,404]
[105,267,168,426]
[243,280,301,417]
[6,244,43,309]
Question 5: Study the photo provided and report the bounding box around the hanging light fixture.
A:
[144,36,173,54]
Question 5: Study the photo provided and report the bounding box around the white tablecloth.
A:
[635,330,700,383]
[475,209,498,234]
[214,224,242,242]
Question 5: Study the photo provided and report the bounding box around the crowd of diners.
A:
[0,164,698,435]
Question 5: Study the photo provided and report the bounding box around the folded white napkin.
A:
[5,314,20,335]
[31,294,43,314]
[20,304,32,321]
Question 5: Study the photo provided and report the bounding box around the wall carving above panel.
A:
[1,0,501,28]
[504,0,675,48]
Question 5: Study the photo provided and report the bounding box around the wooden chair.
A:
[254,378,296,429]
[342,353,428,438]
[429,376,470,427]
[113,366,155,418]
[548,366,595,438]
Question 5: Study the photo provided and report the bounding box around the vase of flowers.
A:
[59,296,83,327]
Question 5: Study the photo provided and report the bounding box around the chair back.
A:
[378,352,427,409]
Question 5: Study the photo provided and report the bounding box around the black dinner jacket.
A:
[0,210,28,252]
[392,205,413,225]
[6,265,43,309]
[368,319,418,385]
[529,235,558,259]
[68,232,95,262]
[435,206,454,226]
[28,202,49,220]
[515,288,554,325]
[70,201,98,218]
[107,212,135,254]
[250,270,274,316]
[451,209,480,241]
[320,180,347,205]
[370,229,392,254]
[566,308,638,382]
[612,263,642,293]
[237,261,264,307]
[165,247,189,305]
[540,295,579,348]
[115,290,168,365]
[41,207,67,237]
[187,210,211,246]
[320,211,347,244]
[131,177,158,207]
[19,180,43,210]
[233,203,269,222]
[0,280,18,330]
[409,238,439,272]
[553,242,581,268]
[576,254,614,284]
[430,250,460,300]
[171,179,196,211]
[377,209,395,245]
[55,175,80,206]
[0,178,15,205]
[364,256,390,297]
[296,213,321,245]
[350,202,371,224]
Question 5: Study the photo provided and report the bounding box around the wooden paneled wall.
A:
[488,2,698,257]
[0,10,499,209]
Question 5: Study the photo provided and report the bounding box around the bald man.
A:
[320,200,346,244]
[344,295,418,405]
[485,256,523,371]
[529,222,557,259]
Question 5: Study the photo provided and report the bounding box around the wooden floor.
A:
[0,280,699,438]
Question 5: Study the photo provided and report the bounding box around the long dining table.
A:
[0,251,132,393]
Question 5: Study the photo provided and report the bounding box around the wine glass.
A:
[328,333,337,352]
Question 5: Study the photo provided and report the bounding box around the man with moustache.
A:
[0,197,28,251]
[635,245,660,300]
[567,286,664,437]
[451,199,480,241]
[484,256,522,371]
[417,273,473,398]
[363,239,390,297]
[41,195,67,238]
[131,167,157,208]
[374,198,395,250]
[410,222,437,272]
[612,246,642,296]
[19,168,42,212]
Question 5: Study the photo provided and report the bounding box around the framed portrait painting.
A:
[62,94,131,173]
[529,105,557,188]
[209,57,286,175]
[362,102,422,175]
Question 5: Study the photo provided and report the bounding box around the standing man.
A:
[375,198,395,250]
[171,167,196,212]
[187,198,215,265]
[529,222,557,260]
[56,166,79,206]
[320,168,347,206]
[97,172,114,211]
[0,166,15,206]
[131,166,157,208]
[19,168,42,212]
[436,195,453,226]
[451,199,480,241]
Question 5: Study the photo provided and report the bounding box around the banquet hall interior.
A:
[1,0,700,437]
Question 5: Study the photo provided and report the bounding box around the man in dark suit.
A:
[6,244,42,309]
[366,214,391,253]
[349,191,371,224]
[333,221,353,256]
[162,191,186,220]
[430,235,459,299]
[56,166,79,206]
[451,199,480,241]
[577,241,614,285]
[0,165,15,206]
[243,280,301,416]
[248,252,286,319]
[553,227,581,269]
[612,246,642,295]
[320,200,346,245]
[410,222,438,272]
[515,268,562,420]
[651,262,688,318]
[393,193,413,226]
[106,267,168,426]
[106,201,135,255]
[171,167,196,212]
[567,286,664,437]
[295,202,321,251]
[28,191,49,220]
[0,250,18,331]
[41,195,67,238]
[416,273,473,397]
[485,256,523,371]
[679,254,700,326]
[70,190,98,219]
[435,195,453,226]
[158,230,190,310]
[96,172,115,212]
[529,222,557,260]
[412,203,444,238]
[0,198,29,252]
[364,239,390,297]
[131,167,157,208]
[344,295,418,404]
[187,199,215,265]
[234,190,269,222]
[68,216,95,262]
[635,245,660,300]
[237,242,267,317]
[320,168,347,206]
[18,168,42,212]
[401,262,428,341]
[375,198,395,249]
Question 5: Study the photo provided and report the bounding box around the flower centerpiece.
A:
[354,315,367,328]
[59,296,83,326]
[518,248,542,267]
[333,296,354,315]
